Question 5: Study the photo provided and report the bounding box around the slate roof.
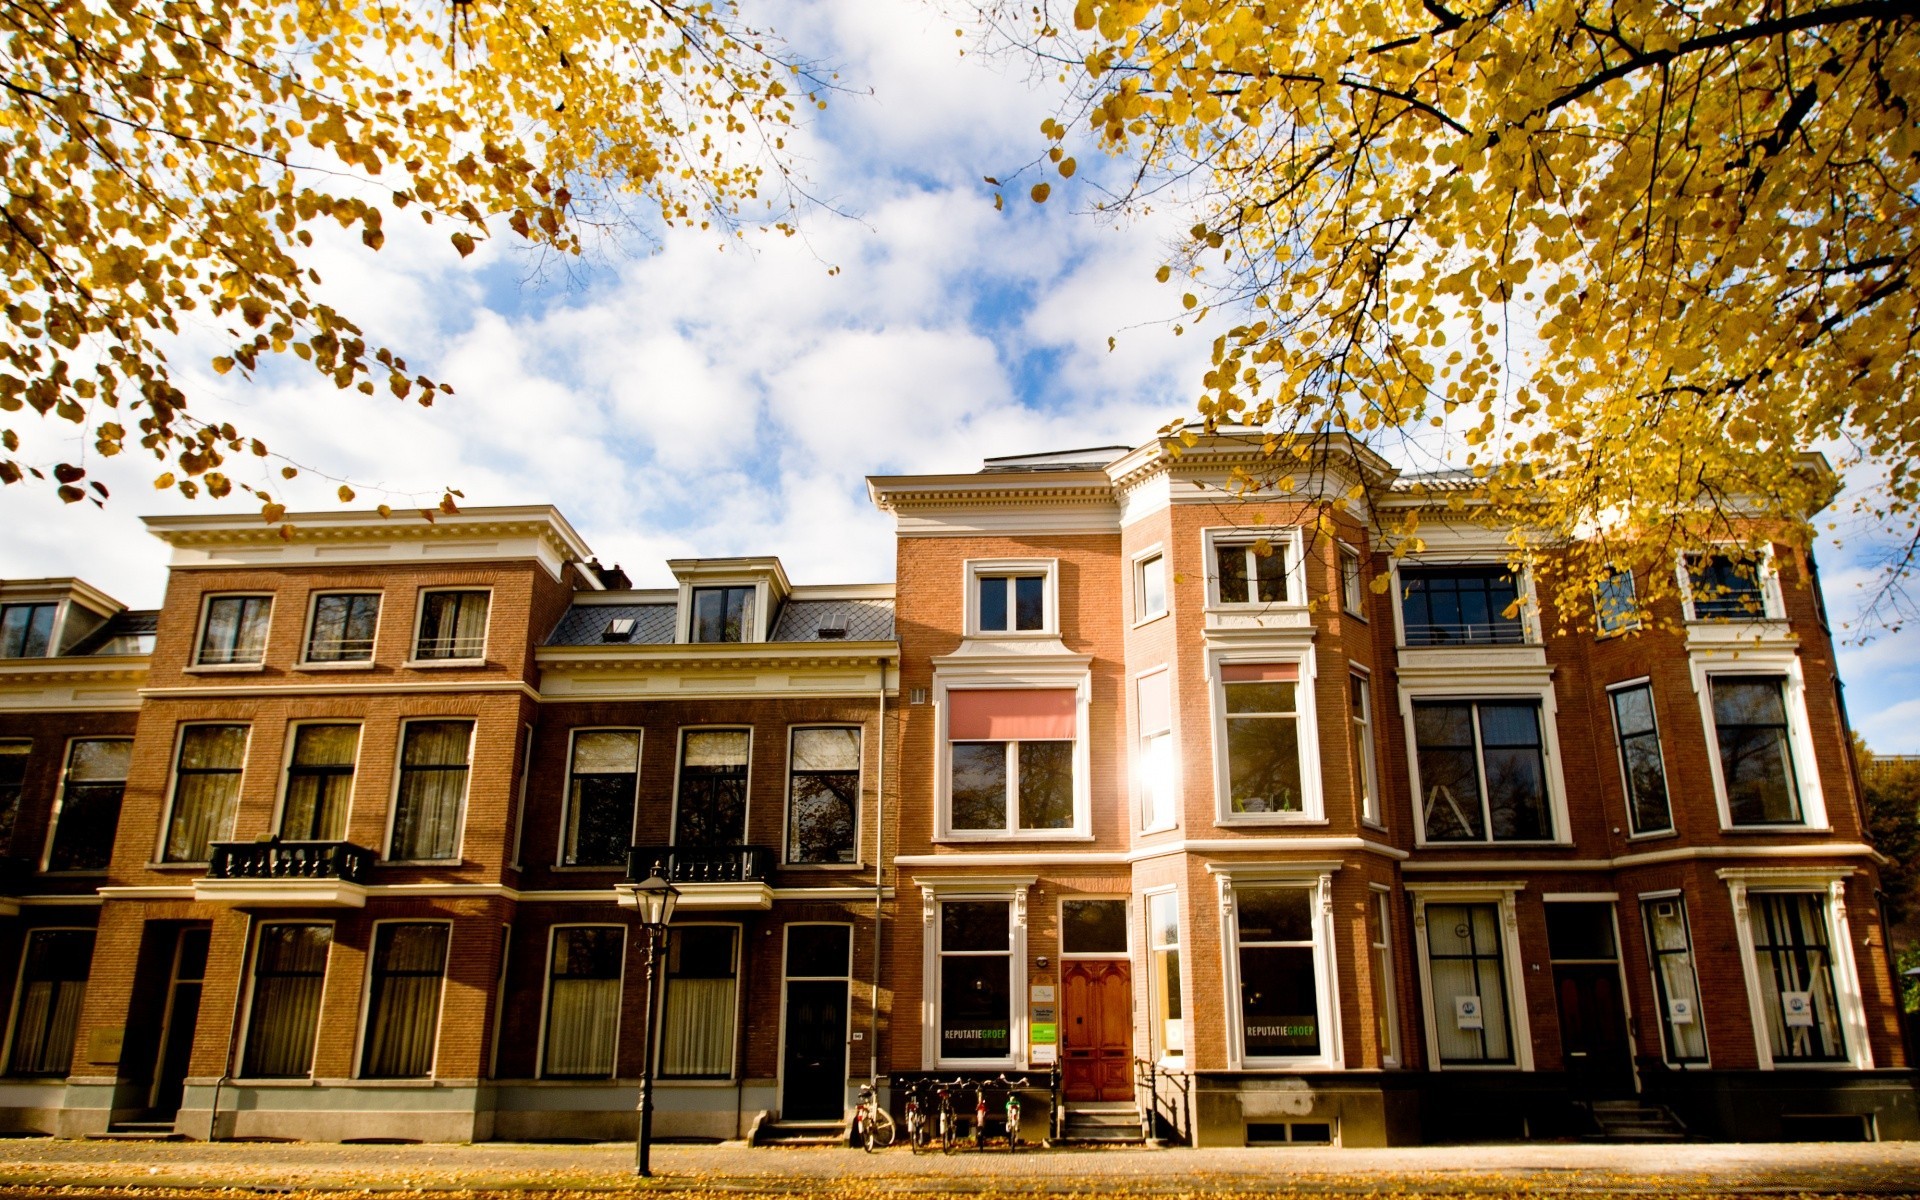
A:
[66,609,159,656]
[544,603,676,646]
[544,598,894,646]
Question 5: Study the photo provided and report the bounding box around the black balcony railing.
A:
[206,839,376,884]
[1402,621,1529,647]
[626,844,775,885]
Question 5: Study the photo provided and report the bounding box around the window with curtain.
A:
[1137,671,1175,830]
[0,741,24,849]
[47,738,131,871]
[242,923,331,1078]
[787,727,859,864]
[197,595,272,665]
[306,593,380,662]
[563,730,641,867]
[1609,684,1673,835]
[674,730,749,847]
[414,591,489,660]
[1424,902,1513,1065]
[1369,891,1400,1066]
[1235,887,1322,1060]
[5,929,93,1076]
[1222,664,1304,815]
[1711,677,1803,825]
[939,900,1011,1060]
[660,926,739,1078]
[281,724,358,841]
[164,724,248,863]
[361,923,450,1078]
[1751,892,1848,1063]
[542,926,623,1078]
[947,689,1076,833]
[1642,897,1707,1064]
[390,720,472,860]
[1148,892,1183,1061]
[1413,700,1551,842]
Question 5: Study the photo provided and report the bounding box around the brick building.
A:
[0,428,1910,1146]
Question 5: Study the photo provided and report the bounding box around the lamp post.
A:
[625,865,680,1178]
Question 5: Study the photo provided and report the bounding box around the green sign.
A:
[1030,1022,1057,1044]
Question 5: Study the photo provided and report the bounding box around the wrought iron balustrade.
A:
[626,844,775,885]
[206,839,376,884]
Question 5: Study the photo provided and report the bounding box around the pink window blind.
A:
[1220,662,1299,682]
[948,689,1076,741]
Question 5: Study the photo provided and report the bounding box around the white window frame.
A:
[964,558,1060,638]
[153,722,251,866]
[352,917,453,1080]
[298,589,383,669]
[1135,665,1178,834]
[655,920,744,1080]
[1638,889,1711,1068]
[669,726,754,849]
[270,720,363,843]
[42,734,132,874]
[190,592,274,670]
[1144,886,1185,1067]
[555,726,644,870]
[1407,882,1534,1071]
[1351,664,1382,828]
[1398,680,1572,848]
[1719,867,1873,1070]
[236,919,334,1081]
[1214,864,1343,1070]
[1209,647,1325,826]
[1202,526,1307,611]
[1689,653,1828,831]
[1132,544,1169,625]
[783,725,864,868]
[1605,677,1675,839]
[933,672,1092,842]
[1368,884,1401,1068]
[407,587,492,667]
[1339,542,1366,618]
[776,921,854,1115]
[916,875,1032,1071]
[535,922,628,1081]
[382,717,476,864]
[1594,566,1641,637]
[1387,558,1541,648]
[1677,545,1786,624]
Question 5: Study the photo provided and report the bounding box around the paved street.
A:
[0,1138,1915,1196]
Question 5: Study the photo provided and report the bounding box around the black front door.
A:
[781,979,847,1120]
[1554,963,1635,1096]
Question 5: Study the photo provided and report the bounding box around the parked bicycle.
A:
[852,1081,894,1151]
[973,1080,990,1150]
[903,1079,928,1153]
[934,1078,957,1153]
[997,1074,1022,1152]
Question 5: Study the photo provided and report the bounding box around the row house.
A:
[0,509,899,1141]
[866,434,1914,1145]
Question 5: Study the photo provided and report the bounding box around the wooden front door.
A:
[1062,960,1132,1102]
[1554,963,1635,1098]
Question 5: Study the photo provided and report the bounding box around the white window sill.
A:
[964,629,1059,641]
[934,832,1095,844]
[1217,815,1329,827]
[1626,828,1680,842]
[1720,823,1830,835]
[1205,602,1308,615]
[550,863,625,873]
[783,862,869,871]
[1412,839,1572,850]
[295,660,378,672]
[1430,1062,1527,1072]
[402,658,488,669]
[381,858,469,867]
[1241,1057,1340,1071]
[1132,610,1170,631]
[184,662,266,674]
[1765,1060,1866,1071]
[1361,818,1388,832]
[146,861,211,871]
[1343,608,1368,623]
[1140,822,1180,837]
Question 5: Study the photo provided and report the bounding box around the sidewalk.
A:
[0,1138,1916,1196]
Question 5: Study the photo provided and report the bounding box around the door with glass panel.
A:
[1061,899,1132,1102]
[780,925,851,1121]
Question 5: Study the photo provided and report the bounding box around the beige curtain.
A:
[362,925,449,1078]
[661,978,735,1077]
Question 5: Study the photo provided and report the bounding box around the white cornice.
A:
[0,657,148,712]
[1399,841,1888,872]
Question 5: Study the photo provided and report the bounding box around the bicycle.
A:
[935,1079,958,1154]
[903,1079,927,1154]
[853,1081,895,1151]
[997,1074,1022,1152]
[973,1080,989,1151]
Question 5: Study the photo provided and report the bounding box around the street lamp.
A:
[625,864,680,1178]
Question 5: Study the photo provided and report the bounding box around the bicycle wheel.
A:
[867,1108,896,1149]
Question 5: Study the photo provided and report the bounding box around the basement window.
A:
[1246,1121,1332,1145]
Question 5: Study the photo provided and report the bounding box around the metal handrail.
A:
[626,844,776,884]
[1402,621,1528,646]
[1133,1057,1194,1145]
[206,838,376,883]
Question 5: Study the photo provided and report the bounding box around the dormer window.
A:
[690,586,755,643]
[0,603,56,658]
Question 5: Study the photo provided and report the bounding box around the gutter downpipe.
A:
[208,913,252,1142]
[870,653,887,1088]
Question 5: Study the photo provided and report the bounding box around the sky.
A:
[7,0,1920,751]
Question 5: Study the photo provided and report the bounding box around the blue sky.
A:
[9,0,1920,750]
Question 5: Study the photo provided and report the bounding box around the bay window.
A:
[361,923,449,1078]
[1137,670,1175,831]
[1213,537,1290,605]
[946,689,1077,835]
[660,925,739,1078]
[787,727,859,864]
[1642,896,1708,1064]
[1609,683,1673,835]
[939,900,1012,1061]
[1710,677,1803,825]
[1413,700,1552,842]
[1222,664,1305,816]
[1369,889,1400,1066]
[390,720,472,861]
[675,729,749,847]
[1136,551,1167,621]
[1351,671,1379,824]
[163,724,248,863]
[1423,902,1514,1065]
[1750,893,1847,1063]
[562,730,641,867]
[1147,892,1183,1061]
[542,926,624,1079]
[1234,887,1324,1060]
[47,738,130,871]
[242,923,331,1078]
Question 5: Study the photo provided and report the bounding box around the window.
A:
[1413,700,1551,842]
[0,603,56,658]
[1711,677,1802,825]
[1234,887,1323,1060]
[1061,899,1128,955]
[1750,893,1847,1063]
[0,742,24,849]
[390,720,472,860]
[1136,552,1167,621]
[414,590,489,661]
[1137,671,1176,831]
[361,923,449,1078]
[281,724,358,841]
[1642,897,1707,1064]
[1595,568,1639,635]
[1685,552,1770,621]
[939,900,1011,1061]
[47,738,131,871]
[1609,683,1673,835]
[690,586,755,643]
[979,574,1044,632]
[1340,545,1364,615]
[562,730,641,867]
[1148,892,1183,1061]
[306,593,380,663]
[1214,538,1289,605]
[1368,890,1400,1066]
[1351,672,1379,824]
[163,725,248,863]
[948,689,1075,833]
[1222,664,1304,815]
[197,595,271,665]
[675,730,749,847]
[787,727,859,864]
[542,926,623,1079]
[242,923,331,1078]
[1399,565,1525,646]
[660,925,739,1078]
[1425,902,1513,1064]
[4,929,92,1076]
